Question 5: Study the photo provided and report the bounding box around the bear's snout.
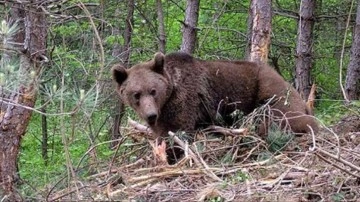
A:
[140,96,159,126]
[146,113,158,125]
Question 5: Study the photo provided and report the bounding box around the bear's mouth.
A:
[146,114,158,126]
[147,119,156,126]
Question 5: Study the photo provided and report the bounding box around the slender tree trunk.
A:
[248,0,272,63]
[40,92,48,165]
[110,106,122,149]
[110,0,135,149]
[110,8,122,149]
[245,3,254,60]
[0,2,47,200]
[112,8,122,59]
[180,0,200,54]
[345,1,360,101]
[156,0,166,53]
[122,0,135,66]
[295,0,316,100]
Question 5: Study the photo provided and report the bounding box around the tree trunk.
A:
[245,2,254,60]
[345,1,360,101]
[122,0,135,66]
[40,92,49,165]
[110,8,122,149]
[295,0,316,100]
[0,2,47,200]
[180,0,200,54]
[248,0,272,63]
[112,8,122,59]
[110,0,135,149]
[156,0,166,53]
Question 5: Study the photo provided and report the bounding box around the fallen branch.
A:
[167,132,221,182]
[315,153,360,178]
[168,131,201,166]
[48,185,90,202]
[128,118,157,140]
[203,125,247,136]
[193,140,223,182]
[315,147,360,177]
[123,167,221,186]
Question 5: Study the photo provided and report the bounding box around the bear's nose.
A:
[147,113,158,125]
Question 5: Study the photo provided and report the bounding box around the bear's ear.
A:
[112,64,128,85]
[152,52,165,74]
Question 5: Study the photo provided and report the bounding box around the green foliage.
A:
[232,170,250,183]
[266,124,294,153]
[256,151,274,162]
[0,20,33,90]
[104,35,124,46]
[332,193,345,202]
[0,19,19,43]
[5,0,356,197]
[220,152,232,164]
[19,110,115,197]
[222,170,250,188]
[197,1,249,59]
[163,0,186,52]
[208,196,225,202]
[316,100,360,126]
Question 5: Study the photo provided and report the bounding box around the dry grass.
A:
[46,112,360,202]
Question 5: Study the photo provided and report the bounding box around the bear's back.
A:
[203,60,262,114]
[163,53,264,115]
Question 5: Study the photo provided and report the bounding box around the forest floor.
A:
[46,114,360,202]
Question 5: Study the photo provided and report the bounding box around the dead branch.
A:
[203,125,247,136]
[306,83,316,115]
[316,147,360,175]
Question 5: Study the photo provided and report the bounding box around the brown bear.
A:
[112,52,318,137]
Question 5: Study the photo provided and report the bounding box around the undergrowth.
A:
[18,99,359,199]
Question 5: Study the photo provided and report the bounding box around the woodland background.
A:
[0,0,359,201]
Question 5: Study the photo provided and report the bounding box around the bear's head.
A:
[112,52,173,126]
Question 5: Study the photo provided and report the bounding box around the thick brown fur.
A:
[112,52,318,137]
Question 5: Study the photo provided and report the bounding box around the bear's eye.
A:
[134,92,141,100]
[150,89,156,96]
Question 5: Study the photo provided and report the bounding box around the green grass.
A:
[19,110,116,197]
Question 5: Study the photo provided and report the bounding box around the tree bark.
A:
[248,0,272,63]
[245,2,254,60]
[180,0,200,54]
[0,2,47,200]
[295,0,316,100]
[345,2,360,101]
[156,0,166,53]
